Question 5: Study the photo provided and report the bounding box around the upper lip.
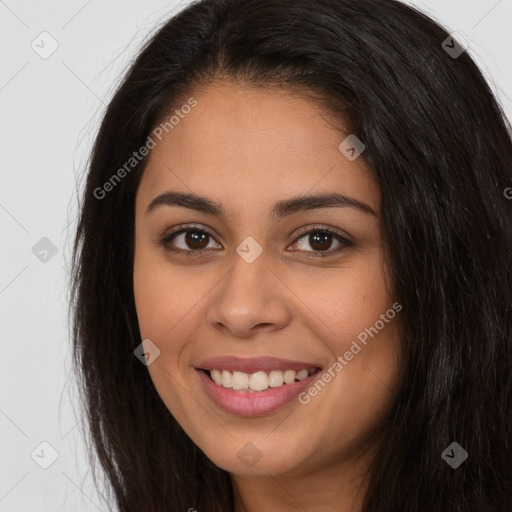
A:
[196,356,321,374]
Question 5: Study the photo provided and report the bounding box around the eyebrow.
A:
[146,191,377,219]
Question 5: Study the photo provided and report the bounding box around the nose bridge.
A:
[222,244,273,311]
[206,243,291,336]
[224,230,271,295]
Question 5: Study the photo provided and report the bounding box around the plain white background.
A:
[0,0,511,510]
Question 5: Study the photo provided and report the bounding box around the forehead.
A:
[137,81,379,216]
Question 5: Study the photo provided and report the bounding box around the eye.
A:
[160,224,221,255]
[159,223,353,258]
[288,225,353,258]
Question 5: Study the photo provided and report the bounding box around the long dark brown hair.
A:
[69,0,512,510]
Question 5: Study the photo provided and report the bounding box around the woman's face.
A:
[133,81,401,479]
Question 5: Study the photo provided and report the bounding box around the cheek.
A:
[133,245,184,378]
[133,260,169,340]
[133,248,199,425]
[291,249,392,344]
[132,246,216,391]
[133,245,197,342]
[291,250,400,429]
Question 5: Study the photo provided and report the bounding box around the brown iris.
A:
[308,232,334,251]
[185,231,209,250]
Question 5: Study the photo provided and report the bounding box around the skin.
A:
[133,80,401,512]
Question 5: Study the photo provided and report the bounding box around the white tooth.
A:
[232,371,249,390]
[217,369,309,389]
[283,370,296,384]
[211,369,222,385]
[221,370,233,388]
[268,370,284,387]
[249,371,269,391]
[296,369,308,381]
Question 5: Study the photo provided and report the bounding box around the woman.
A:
[70,0,512,510]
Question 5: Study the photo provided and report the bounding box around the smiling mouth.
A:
[199,367,321,392]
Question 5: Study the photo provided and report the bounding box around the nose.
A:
[206,249,292,339]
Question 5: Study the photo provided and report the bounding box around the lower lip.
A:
[196,369,320,416]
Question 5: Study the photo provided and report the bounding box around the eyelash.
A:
[158,223,353,258]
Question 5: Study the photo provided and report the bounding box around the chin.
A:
[199,437,311,477]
